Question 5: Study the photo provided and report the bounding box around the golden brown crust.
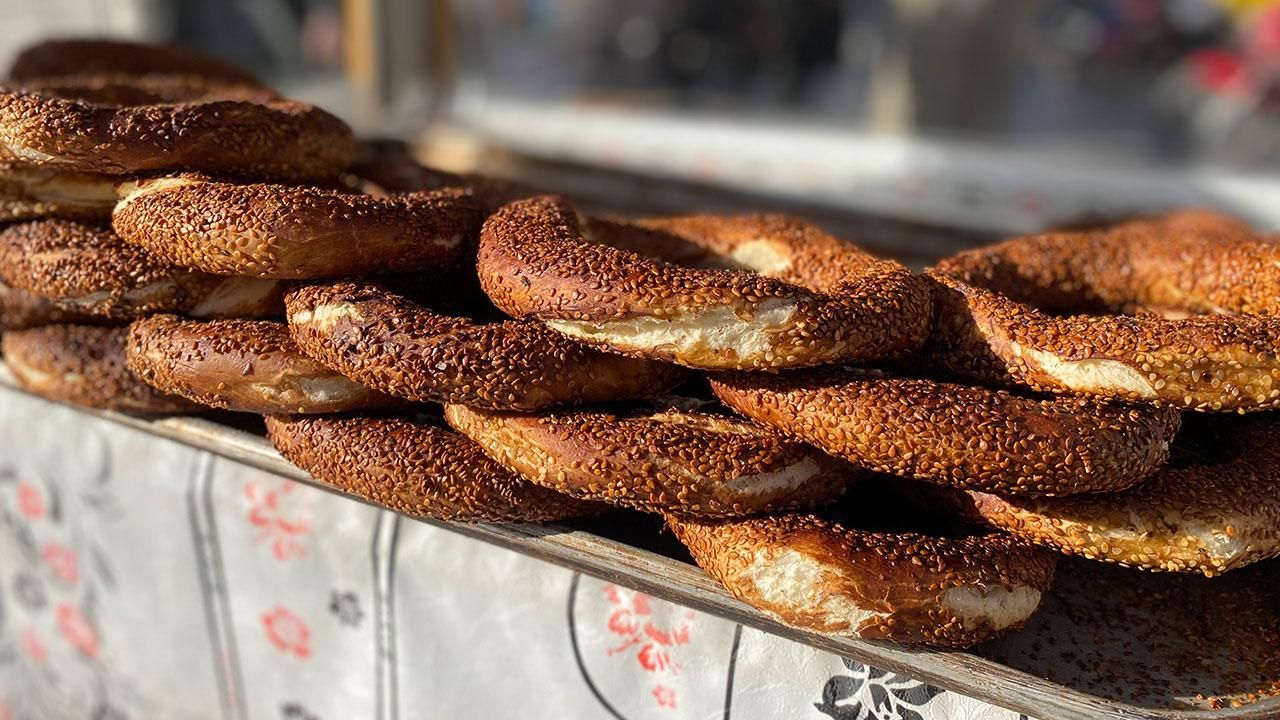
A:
[2,324,198,413]
[929,213,1280,411]
[0,78,352,181]
[927,273,1280,412]
[0,161,116,221]
[710,367,1181,497]
[938,211,1269,316]
[9,38,262,86]
[0,282,116,330]
[963,416,1280,576]
[285,280,685,410]
[477,196,932,369]
[0,219,282,320]
[444,404,854,517]
[669,512,1056,648]
[113,176,482,278]
[125,315,398,414]
[265,414,601,523]
[985,558,1280,711]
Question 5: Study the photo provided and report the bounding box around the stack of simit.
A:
[2,39,1277,659]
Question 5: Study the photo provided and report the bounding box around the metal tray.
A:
[3,367,1276,720]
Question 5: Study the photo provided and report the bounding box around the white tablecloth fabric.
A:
[0,388,1028,720]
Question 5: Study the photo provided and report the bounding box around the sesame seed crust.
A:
[0,161,116,221]
[668,512,1056,647]
[985,558,1280,710]
[929,212,1280,411]
[9,38,262,86]
[938,210,1269,316]
[928,274,1280,412]
[265,414,602,523]
[112,176,482,279]
[0,219,282,320]
[444,404,855,518]
[964,416,1280,576]
[2,323,199,413]
[710,367,1181,497]
[0,282,116,330]
[285,280,685,411]
[0,77,353,181]
[125,314,399,414]
[477,196,933,369]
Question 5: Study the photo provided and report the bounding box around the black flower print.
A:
[91,702,127,720]
[281,701,321,720]
[328,590,363,627]
[12,572,46,610]
[814,658,945,720]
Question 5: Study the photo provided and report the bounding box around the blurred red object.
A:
[1187,47,1253,94]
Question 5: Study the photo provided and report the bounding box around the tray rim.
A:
[2,369,1275,720]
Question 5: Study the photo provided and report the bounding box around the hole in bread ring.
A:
[961,416,1280,577]
[9,73,278,106]
[3,324,199,414]
[285,280,685,411]
[125,315,399,414]
[0,282,117,331]
[0,219,282,320]
[346,139,532,212]
[265,414,602,523]
[444,403,854,518]
[478,196,933,369]
[113,176,482,279]
[668,510,1056,648]
[9,38,263,86]
[0,161,117,222]
[0,76,353,181]
[711,366,1181,497]
[929,212,1280,411]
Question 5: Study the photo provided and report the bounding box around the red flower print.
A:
[17,480,44,520]
[22,628,47,662]
[0,698,11,720]
[262,607,311,659]
[244,479,311,561]
[602,584,694,710]
[652,685,677,709]
[42,542,79,585]
[56,602,98,658]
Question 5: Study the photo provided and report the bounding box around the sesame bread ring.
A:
[443,403,854,518]
[0,77,352,181]
[478,196,932,370]
[962,416,1280,576]
[126,315,397,414]
[937,211,1274,316]
[2,324,198,413]
[0,162,116,221]
[668,511,1056,647]
[0,219,282,320]
[9,38,261,85]
[710,367,1181,497]
[930,214,1280,411]
[0,282,115,331]
[285,280,685,411]
[112,176,481,279]
[265,414,601,523]
[11,73,277,106]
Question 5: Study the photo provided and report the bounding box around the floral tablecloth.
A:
[0,387,1030,720]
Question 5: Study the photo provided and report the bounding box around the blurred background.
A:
[4,0,1278,251]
